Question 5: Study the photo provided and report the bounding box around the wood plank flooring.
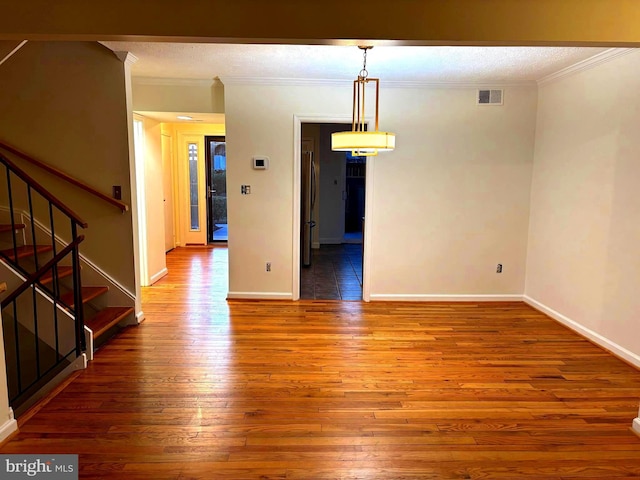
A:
[2,245,640,479]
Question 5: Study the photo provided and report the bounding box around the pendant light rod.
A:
[331,45,395,156]
[355,46,373,133]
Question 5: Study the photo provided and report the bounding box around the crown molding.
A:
[219,76,350,87]
[132,77,217,87]
[219,76,536,89]
[115,51,138,66]
[538,48,636,85]
[383,80,536,89]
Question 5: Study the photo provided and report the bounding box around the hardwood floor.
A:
[2,245,640,479]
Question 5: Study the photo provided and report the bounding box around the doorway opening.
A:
[299,123,365,300]
[344,152,366,244]
[205,136,227,242]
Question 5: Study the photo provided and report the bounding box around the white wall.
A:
[224,81,537,299]
[370,87,537,299]
[0,41,136,292]
[133,79,224,114]
[525,50,640,365]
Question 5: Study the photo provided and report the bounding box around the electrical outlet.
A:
[266,262,271,272]
[496,263,503,273]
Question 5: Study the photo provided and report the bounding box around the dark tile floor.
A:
[300,244,363,300]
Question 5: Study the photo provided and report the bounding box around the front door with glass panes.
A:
[205,136,227,242]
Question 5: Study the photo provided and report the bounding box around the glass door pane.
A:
[205,136,227,242]
[188,143,200,231]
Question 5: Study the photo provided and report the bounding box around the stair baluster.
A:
[0,152,86,411]
[0,151,133,415]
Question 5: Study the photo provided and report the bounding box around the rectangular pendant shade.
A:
[331,70,395,156]
[331,131,396,153]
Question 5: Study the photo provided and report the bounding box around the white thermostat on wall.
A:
[252,156,269,170]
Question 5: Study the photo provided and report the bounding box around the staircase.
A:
[0,151,134,415]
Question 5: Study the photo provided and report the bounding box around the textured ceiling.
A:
[101,42,609,84]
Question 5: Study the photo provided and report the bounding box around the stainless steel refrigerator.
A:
[301,150,316,267]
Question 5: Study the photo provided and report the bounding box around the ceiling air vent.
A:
[477,89,503,105]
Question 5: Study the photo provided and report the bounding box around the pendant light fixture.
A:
[331,46,395,156]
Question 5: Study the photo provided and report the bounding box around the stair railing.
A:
[0,152,87,405]
[1,236,85,404]
[0,139,129,213]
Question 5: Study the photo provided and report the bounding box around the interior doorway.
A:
[344,153,366,244]
[299,123,365,300]
[205,136,227,242]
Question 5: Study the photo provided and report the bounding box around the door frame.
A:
[161,132,176,252]
[204,135,227,243]
[132,116,149,286]
[177,133,207,245]
[292,114,374,301]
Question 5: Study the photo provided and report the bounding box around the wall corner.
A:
[118,50,143,316]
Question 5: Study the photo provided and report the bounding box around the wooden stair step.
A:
[0,223,26,233]
[85,306,134,339]
[0,244,53,260]
[59,286,108,308]
[40,266,74,285]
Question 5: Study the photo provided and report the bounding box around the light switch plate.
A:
[252,156,269,169]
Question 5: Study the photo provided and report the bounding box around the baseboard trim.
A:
[369,294,524,302]
[17,209,136,304]
[80,251,136,302]
[524,295,640,369]
[0,410,17,444]
[84,325,94,361]
[633,417,640,436]
[227,292,293,300]
[135,310,145,324]
[150,268,168,285]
